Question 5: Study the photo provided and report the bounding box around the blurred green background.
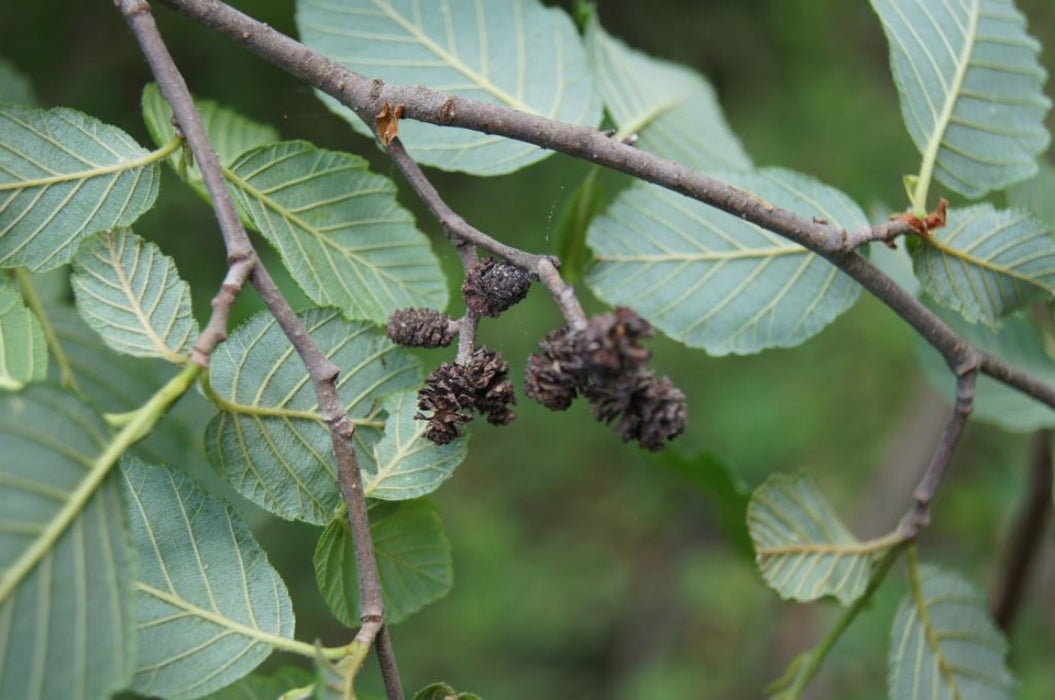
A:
[2,0,1053,697]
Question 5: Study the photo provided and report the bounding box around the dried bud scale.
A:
[462,258,532,317]
[386,308,456,348]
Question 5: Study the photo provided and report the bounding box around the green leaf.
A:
[413,682,480,700]
[0,58,36,106]
[296,0,602,175]
[748,474,897,605]
[0,105,165,270]
[889,564,1015,699]
[0,385,135,700]
[47,305,213,469]
[311,651,351,700]
[585,16,751,172]
[552,167,604,284]
[870,0,1051,202]
[203,667,313,700]
[917,306,1055,433]
[0,277,47,389]
[912,204,1055,325]
[141,82,279,200]
[1007,160,1055,227]
[587,169,864,355]
[71,228,198,362]
[226,141,448,322]
[122,456,296,700]
[657,451,752,562]
[364,390,467,500]
[314,499,453,626]
[205,308,421,524]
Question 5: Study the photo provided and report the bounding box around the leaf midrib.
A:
[0,137,180,191]
[222,164,420,303]
[915,0,981,210]
[596,246,804,263]
[370,0,533,113]
[923,232,1055,294]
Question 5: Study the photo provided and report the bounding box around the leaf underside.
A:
[585,15,752,172]
[871,0,1051,197]
[227,141,448,323]
[205,308,421,524]
[913,204,1055,325]
[587,168,865,355]
[917,306,1055,433]
[0,385,135,700]
[0,106,160,270]
[71,227,198,361]
[0,277,47,389]
[296,0,602,175]
[747,473,875,605]
[141,82,279,201]
[123,457,296,700]
[889,564,1014,699]
[314,499,453,626]
[365,390,467,500]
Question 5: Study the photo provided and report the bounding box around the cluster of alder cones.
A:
[385,258,687,452]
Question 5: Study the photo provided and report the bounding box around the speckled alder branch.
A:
[154,0,1055,415]
[115,2,404,698]
[147,0,1054,541]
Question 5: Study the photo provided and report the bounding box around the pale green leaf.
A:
[205,308,421,524]
[413,682,480,700]
[917,306,1055,433]
[585,16,751,172]
[552,166,604,284]
[870,0,1051,199]
[141,82,279,200]
[748,474,894,605]
[889,564,1014,699]
[314,499,452,626]
[226,141,448,322]
[0,277,47,389]
[1007,160,1055,226]
[47,305,214,471]
[0,106,164,270]
[587,169,864,355]
[0,385,135,700]
[122,457,295,700]
[311,652,350,700]
[296,0,602,175]
[71,228,198,362]
[203,667,313,700]
[0,58,36,106]
[912,204,1055,325]
[365,390,467,500]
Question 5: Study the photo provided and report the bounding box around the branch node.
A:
[439,97,455,123]
[369,77,384,101]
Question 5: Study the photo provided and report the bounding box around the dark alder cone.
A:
[416,347,517,444]
[525,307,687,451]
[416,362,475,445]
[581,307,653,375]
[462,258,532,317]
[464,346,517,426]
[523,327,584,410]
[386,308,456,348]
[587,374,687,452]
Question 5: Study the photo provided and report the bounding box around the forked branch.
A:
[155,0,1055,412]
[116,2,402,697]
